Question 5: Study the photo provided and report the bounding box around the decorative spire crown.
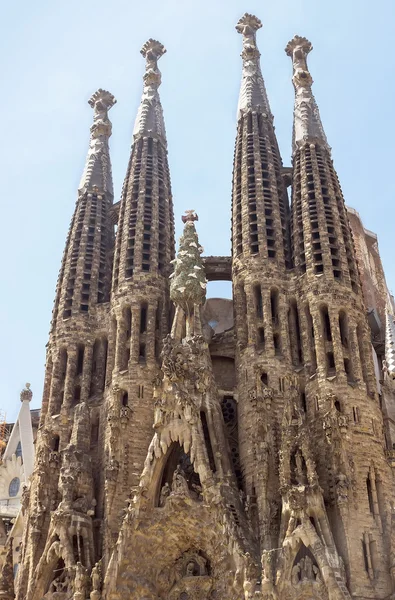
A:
[20,382,32,403]
[170,211,207,313]
[236,13,272,121]
[286,35,330,154]
[133,39,167,142]
[78,88,116,197]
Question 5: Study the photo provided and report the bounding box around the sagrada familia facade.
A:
[3,12,395,600]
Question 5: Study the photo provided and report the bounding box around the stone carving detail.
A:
[285,35,330,154]
[160,334,208,394]
[235,13,272,119]
[78,88,116,196]
[133,39,167,140]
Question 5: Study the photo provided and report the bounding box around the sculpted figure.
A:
[91,560,102,591]
[172,464,189,495]
[74,561,87,593]
[159,482,171,506]
[291,563,300,585]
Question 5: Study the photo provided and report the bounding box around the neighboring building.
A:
[0,385,38,577]
[7,13,395,600]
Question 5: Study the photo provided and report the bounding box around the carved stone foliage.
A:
[161,334,209,393]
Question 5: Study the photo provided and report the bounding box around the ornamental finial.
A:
[285,36,313,88]
[140,39,166,88]
[235,14,272,120]
[133,39,167,141]
[20,383,33,403]
[182,210,198,224]
[286,35,330,154]
[78,88,116,197]
[236,14,262,60]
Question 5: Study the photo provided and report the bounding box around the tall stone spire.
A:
[106,39,175,560]
[236,14,272,121]
[231,13,290,268]
[133,39,167,142]
[112,38,174,287]
[79,89,116,198]
[52,89,116,324]
[285,36,329,155]
[286,35,359,290]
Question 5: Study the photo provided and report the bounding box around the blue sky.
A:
[1,0,394,421]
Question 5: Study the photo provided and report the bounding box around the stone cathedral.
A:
[5,12,395,600]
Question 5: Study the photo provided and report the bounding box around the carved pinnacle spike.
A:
[235,13,262,34]
[285,35,313,58]
[88,88,117,109]
[140,39,166,60]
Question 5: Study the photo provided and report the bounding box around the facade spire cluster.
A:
[13,14,395,600]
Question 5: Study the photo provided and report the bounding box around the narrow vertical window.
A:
[200,412,216,473]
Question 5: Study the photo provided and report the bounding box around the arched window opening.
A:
[125,307,132,340]
[102,338,108,390]
[357,324,369,384]
[221,396,243,491]
[140,303,148,333]
[261,372,268,386]
[254,285,263,319]
[15,441,22,459]
[339,311,349,348]
[157,443,202,507]
[321,306,332,342]
[288,300,303,366]
[77,346,84,376]
[236,283,248,348]
[344,358,353,382]
[139,343,146,363]
[305,304,317,373]
[257,327,265,348]
[121,391,128,407]
[270,289,279,325]
[90,419,99,445]
[200,412,216,473]
[367,476,374,514]
[9,477,20,498]
[334,400,341,412]
[326,352,335,376]
[51,435,60,452]
[73,385,81,403]
[301,392,307,412]
[155,302,162,332]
